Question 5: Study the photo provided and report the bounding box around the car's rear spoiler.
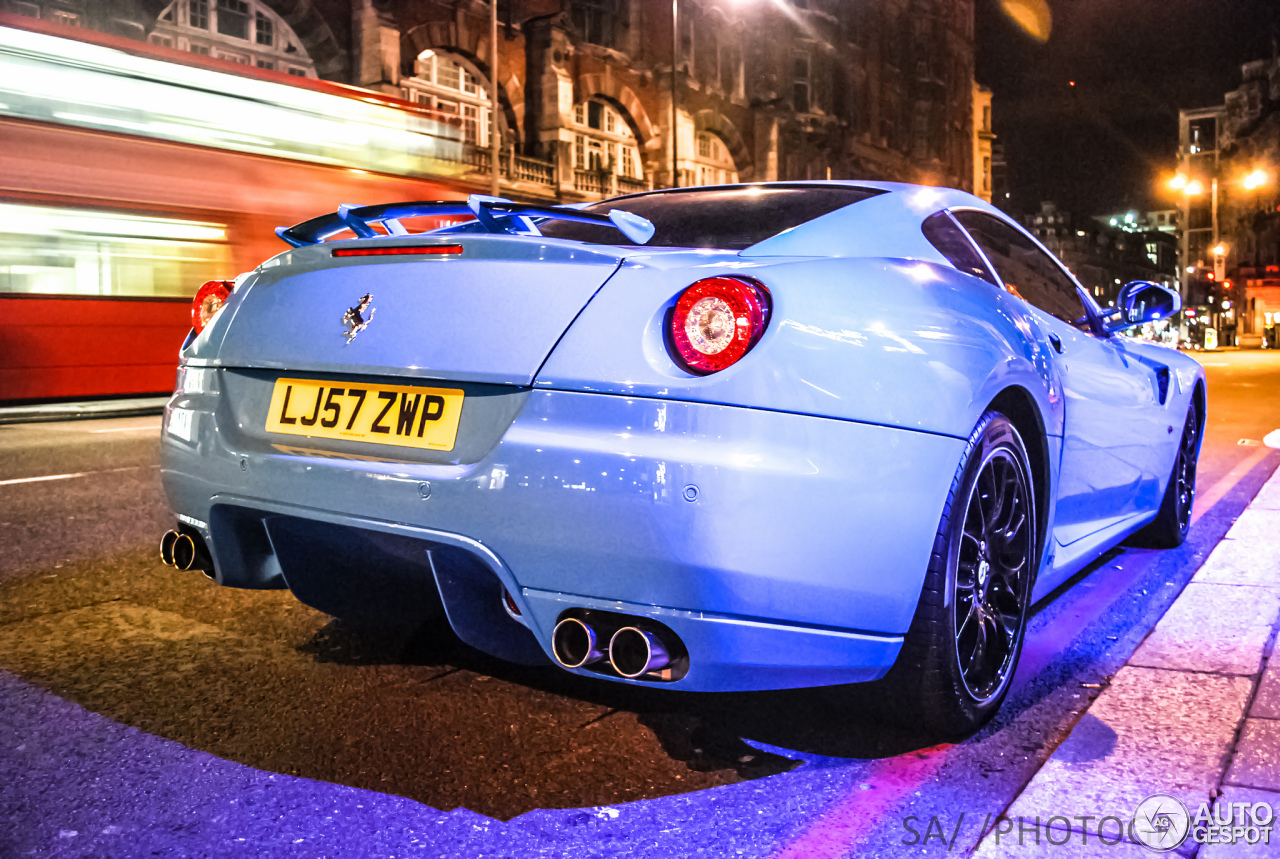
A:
[275,195,656,248]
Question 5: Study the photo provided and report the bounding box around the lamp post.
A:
[671,0,679,188]
[1170,172,1219,345]
[490,0,500,196]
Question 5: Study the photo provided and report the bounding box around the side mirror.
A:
[1103,281,1181,333]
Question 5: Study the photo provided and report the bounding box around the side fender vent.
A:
[1154,366,1170,405]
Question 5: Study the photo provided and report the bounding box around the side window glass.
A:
[952,210,1090,330]
[921,211,998,285]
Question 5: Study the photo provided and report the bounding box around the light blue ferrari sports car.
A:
[160,182,1204,733]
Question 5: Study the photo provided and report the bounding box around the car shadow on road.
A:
[301,614,940,766]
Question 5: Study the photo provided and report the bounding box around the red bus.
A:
[0,15,469,402]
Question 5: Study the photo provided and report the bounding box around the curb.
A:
[0,396,169,426]
[974,460,1280,856]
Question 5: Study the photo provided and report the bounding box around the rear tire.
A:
[1128,401,1200,550]
[876,411,1037,736]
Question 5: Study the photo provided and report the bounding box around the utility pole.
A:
[670,0,678,188]
[490,0,500,196]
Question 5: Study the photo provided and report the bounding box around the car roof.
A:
[687,181,1015,260]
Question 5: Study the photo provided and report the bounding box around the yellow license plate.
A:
[265,378,464,451]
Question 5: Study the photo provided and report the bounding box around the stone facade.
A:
[972,81,992,202]
[3,0,979,202]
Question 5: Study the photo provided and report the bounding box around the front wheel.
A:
[877,411,1037,736]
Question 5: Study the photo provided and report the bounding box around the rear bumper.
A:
[162,377,964,691]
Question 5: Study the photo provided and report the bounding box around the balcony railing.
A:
[459,144,555,186]
[572,171,647,196]
[617,175,648,195]
[449,143,648,201]
[573,169,607,195]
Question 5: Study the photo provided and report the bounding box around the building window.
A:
[1188,117,1216,155]
[718,36,740,97]
[792,49,810,113]
[149,33,175,47]
[216,0,250,39]
[690,132,738,187]
[254,11,273,46]
[572,98,642,181]
[188,0,209,29]
[572,0,624,49]
[189,43,210,55]
[982,156,991,191]
[49,10,80,26]
[913,106,930,159]
[404,50,495,147]
[157,0,314,75]
[287,67,306,76]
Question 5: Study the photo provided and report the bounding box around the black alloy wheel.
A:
[953,447,1033,704]
[874,411,1037,736]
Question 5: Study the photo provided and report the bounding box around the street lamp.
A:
[1243,169,1269,191]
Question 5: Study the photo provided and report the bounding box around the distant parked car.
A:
[160,183,1204,734]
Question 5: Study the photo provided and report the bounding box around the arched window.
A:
[572,98,643,182]
[691,132,738,186]
[403,50,493,148]
[152,0,316,77]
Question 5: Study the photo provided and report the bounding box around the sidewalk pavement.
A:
[975,465,1280,857]
[0,396,168,425]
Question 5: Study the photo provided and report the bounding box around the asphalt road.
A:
[2,350,1279,857]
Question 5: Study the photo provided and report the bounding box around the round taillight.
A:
[191,280,233,334]
[669,276,771,374]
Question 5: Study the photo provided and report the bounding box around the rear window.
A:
[536,184,883,249]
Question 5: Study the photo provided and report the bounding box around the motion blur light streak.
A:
[0,203,229,298]
[0,203,226,243]
[0,24,462,179]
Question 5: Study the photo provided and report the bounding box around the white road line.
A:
[0,465,153,486]
[89,425,160,434]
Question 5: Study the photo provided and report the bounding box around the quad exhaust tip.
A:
[552,617,605,668]
[608,626,671,678]
[159,530,179,566]
[172,533,199,571]
[159,528,214,578]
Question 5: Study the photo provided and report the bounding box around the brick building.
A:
[2,0,980,202]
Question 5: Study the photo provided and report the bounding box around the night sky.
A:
[975,0,1279,218]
